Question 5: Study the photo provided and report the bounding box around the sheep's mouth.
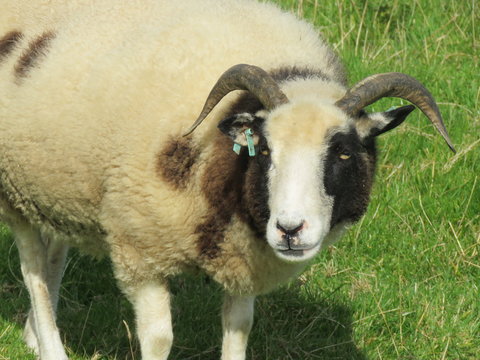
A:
[275,243,321,262]
[278,248,307,257]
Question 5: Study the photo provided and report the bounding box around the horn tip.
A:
[182,124,198,137]
[182,128,195,137]
[447,141,456,153]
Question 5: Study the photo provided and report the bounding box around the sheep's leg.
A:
[221,294,255,360]
[24,235,69,354]
[45,236,69,311]
[14,224,68,360]
[130,282,173,360]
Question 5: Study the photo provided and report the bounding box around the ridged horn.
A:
[335,72,455,152]
[183,64,289,136]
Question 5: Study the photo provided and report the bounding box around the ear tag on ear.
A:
[233,143,242,155]
[244,128,256,157]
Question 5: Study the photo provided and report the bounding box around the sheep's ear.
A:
[355,105,415,139]
[218,112,265,146]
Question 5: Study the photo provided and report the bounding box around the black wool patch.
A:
[269,66,332,83]
[15,31,55,80]
[239,136,272,236]
[0,31,23,63]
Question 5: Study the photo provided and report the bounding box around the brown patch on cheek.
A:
[196,136,247,259]
[157,137,200,189]
[0,31,23,63]
[15,31,55,79]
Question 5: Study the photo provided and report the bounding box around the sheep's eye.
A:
[260,149,270,156]
[339,153,351,160]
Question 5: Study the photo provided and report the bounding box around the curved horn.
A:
[183,64,288,136]
[335,72,455,152]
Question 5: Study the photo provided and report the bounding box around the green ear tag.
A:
[233,143,242,155]
[245,128,256,157]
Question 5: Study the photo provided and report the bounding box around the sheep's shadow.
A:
[1,244,366,360]
[169,277,367,360]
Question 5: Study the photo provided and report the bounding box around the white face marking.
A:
[263,100,347,262]
[266,147,333,261]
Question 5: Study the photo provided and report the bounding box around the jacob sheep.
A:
[0,0,454,359]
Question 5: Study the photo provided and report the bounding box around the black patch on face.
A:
[324,129,377,228]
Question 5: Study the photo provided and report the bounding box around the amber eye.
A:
[261,149,270,156]
[339,153,351,160]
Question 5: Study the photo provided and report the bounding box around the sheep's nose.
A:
[276,221,305,237]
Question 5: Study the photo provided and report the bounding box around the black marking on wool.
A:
[0,31,23,63]
[15,31,55,79]
[157,137,200,190]
[226,93,263,119]
[197,129,272,258]
[197,136,248,258]
[238,136,271,236]
[324,129,377,228]
[270,66,333,83]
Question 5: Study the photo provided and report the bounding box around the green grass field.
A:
[0,0,478,359]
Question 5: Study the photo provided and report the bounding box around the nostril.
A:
[276,221,305,236]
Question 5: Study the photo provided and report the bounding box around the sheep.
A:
[0,0,455,359]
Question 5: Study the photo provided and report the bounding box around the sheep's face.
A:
[219,101,413,262]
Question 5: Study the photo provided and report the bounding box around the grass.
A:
[1,0,478,359]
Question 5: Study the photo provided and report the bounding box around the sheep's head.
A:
[185,64,454,262]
